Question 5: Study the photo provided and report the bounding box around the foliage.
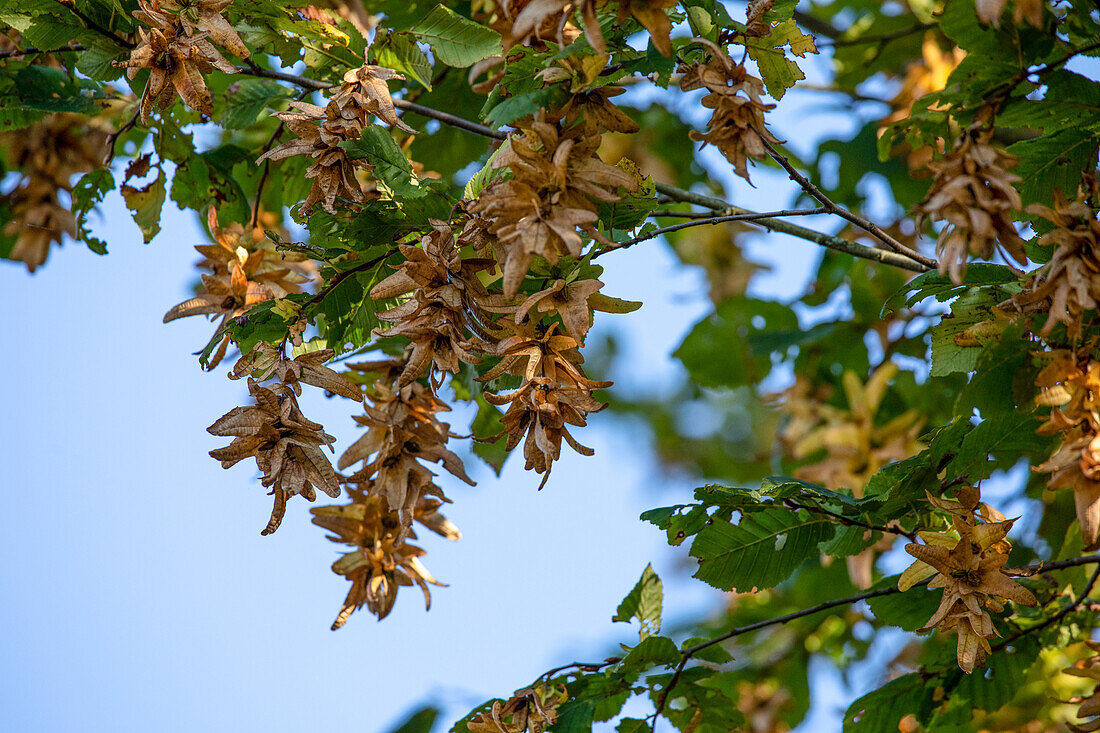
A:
[5,0,1100,730]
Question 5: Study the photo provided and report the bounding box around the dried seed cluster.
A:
[899,487,1036,673]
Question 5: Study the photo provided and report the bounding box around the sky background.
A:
[0,16,919,733]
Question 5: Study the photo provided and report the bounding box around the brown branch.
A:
[647,553,1100,729]
[993,564,1100,652]
[236,64,508,140]
[594,207,828,256]
[52,1,133,49]
[103,110,139,166]
[0,43,85,59]
[652,182,930,273]
[760,138,939,270]
[791,10,841,40]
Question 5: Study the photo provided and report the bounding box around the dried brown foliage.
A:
[115,0,246,123]
[1066,641,1100,732]
[1013,181,1100,338]
[256,58,412,214]
[311,492,455,626]
[338,358,475,536]
[679,40,781,184]
[899,487,1036,673]
[467,684,568,733]
[163,207,306,368]
[0,114,110,271]
[207,377,340,535]
[915,123,1026,283]
[469,117,636,298]
[1034,348,1100,548]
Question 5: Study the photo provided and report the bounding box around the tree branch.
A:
[760,138,939,270]
[993,564,1100,651]
[817,22,934,49]
[52,1,133,49]
[783,498,918,543]
[652,182,930,273]
[594,207,828,256]
[237,64,508,140]
[0,43,84,59]
[647,553,1100,729]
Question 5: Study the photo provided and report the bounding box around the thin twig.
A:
[760,138,938,270]
[103,110,139,166]
[993,564,1100,651]
[53,1,133,49]
[595,208,828,256]
[236,64,508,140]
[791,10,841,40]
[0,43,84,59]
[302,247,399,311]
[649,209,724,219]
[652,182,930,273]
[817,23,934,48]
[538,658,620,684]
[647,554,1100,729]
[250,89,311,229]
[783,498,918,543]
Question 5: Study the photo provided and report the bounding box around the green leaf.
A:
[72,168,115,254]
[226,300,291,357]
[612,564,663,640]
[929,285,1013,377]
[314,257,397,353]
[680,637,733,664]
[386,705,439,733]
[744,19,817,99]
[689,509,834,592]
[951,636,1040,712]
[1008,128,1100,207]
[674,297,798,389]
[820,525,880,558]
[945,409,1043,481]
[462,144,509,199]
[20,16,87,51]
[74,36,127,81]
[120,171,166,243]
[14,65,108,114]
[892,263,1016,312]
[375,31,434,90]
[866,578,942,631]
[843,673,932,732]
[616,720,649,733]
[621,635,680,670]
[551,698,595,733]
[412,5,502,68]
[220,79,290,130]
[170,147,251,225]
[341,127,424,198]
[470,394,508,475]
